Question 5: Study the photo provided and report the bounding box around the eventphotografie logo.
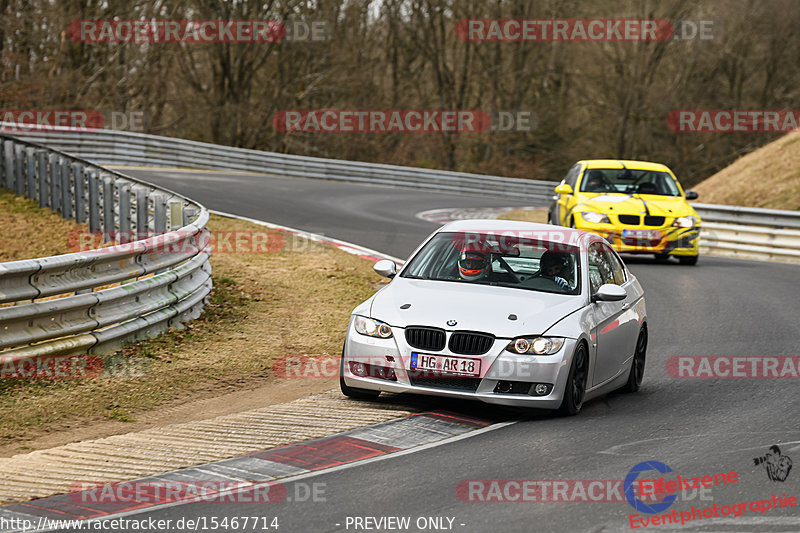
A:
[753,445,793,482]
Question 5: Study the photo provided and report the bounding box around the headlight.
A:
[353,316,393,338]
[672,216,697,228]
[581,211,611,224]
[506,337,565,355]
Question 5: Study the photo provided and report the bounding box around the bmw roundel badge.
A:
[446,319,457,326]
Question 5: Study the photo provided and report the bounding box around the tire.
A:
[654,253,670,263]
[621,326,647,393]
[557,343,589,416]
[339,351,380,400]
[679,254,699,265]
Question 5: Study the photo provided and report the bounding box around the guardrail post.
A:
[3,140,14,191]
[88,171,100,232]
[73,163,86,223]
[61,161,73,220]
[15,145,26,195]
[119,182,131,243]
[135,187,149,240]
[0,140,6,189]
[153,194,167,235]
[50,154,61,213]
[26,148,36,199]
[37,150,48,208]
[102,176,115,242]
[168,199,183,230]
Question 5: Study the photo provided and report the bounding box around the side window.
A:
[601,244,627,285]
[588,242,614,293]
[564,164,580,188]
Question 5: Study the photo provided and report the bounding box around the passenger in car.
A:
[537,251,570,289]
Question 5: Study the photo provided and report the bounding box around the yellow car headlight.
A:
[581,211,611,224]
[672,216,697,228]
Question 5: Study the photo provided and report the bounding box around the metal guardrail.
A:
[9,126,800,265]
[692,204,800,263]
[0,133,212,362]
[10,128,559,200]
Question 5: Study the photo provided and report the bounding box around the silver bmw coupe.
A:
[340,220,647,415]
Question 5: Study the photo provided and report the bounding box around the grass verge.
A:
[0,189,88,262]
[0,211,384,450]
[693,131,800,210]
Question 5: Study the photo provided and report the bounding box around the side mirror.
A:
[591,283,627,303]
[685,190,699,200]
[373,259,397,279]
[554,183,573,195]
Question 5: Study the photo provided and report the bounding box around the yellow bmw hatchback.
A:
[548,159,701,265]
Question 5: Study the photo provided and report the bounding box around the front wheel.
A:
[339,351,381,400]
[557,343,588,416]
[621,326,647,392]
[679,254,699,265]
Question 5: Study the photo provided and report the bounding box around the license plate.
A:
[622,229,661,240]
[410,352,481,377]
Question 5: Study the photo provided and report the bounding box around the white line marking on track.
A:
[20,420,518,532]
[210,209,404,264]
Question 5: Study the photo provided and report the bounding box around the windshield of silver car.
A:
[400,231,581,295]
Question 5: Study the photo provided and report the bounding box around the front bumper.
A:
[342,321,578,409]
[572,218,700,256]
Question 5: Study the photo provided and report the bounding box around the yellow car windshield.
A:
[581,169,681,196]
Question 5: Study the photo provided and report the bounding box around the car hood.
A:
[577,193,698,218]
[369,278,585,338]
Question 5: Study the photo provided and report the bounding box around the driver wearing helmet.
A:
[458,249,490,281]
[584,170,608,192]
[538,251,570,289]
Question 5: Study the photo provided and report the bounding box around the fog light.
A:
[352,362,367,377]
[497,381,512,393]
[534,383,549,396]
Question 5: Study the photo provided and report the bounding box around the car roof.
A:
[436,219,594,248]
[579,159,672,172]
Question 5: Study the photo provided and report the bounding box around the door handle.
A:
[622,303,631,310]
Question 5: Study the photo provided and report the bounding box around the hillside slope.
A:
[693,131,800,211]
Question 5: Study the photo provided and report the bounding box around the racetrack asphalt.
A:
[96,168,800,533]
